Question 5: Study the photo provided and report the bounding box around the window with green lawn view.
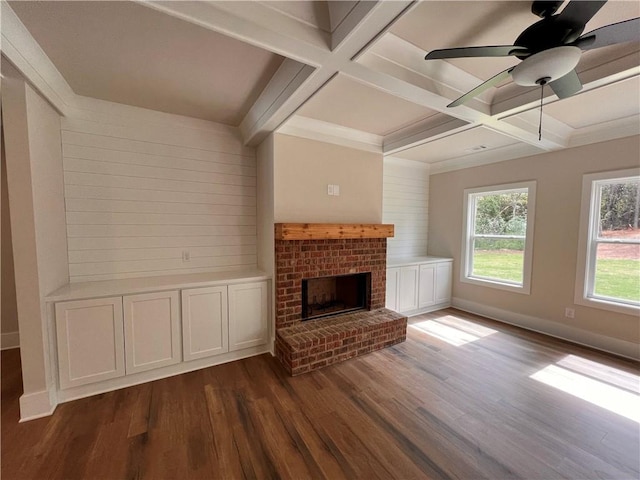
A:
[462,182,536,294]
[578,171,640,309]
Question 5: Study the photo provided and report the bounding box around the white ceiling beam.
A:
[0,2,75,115]
[384,118,470,155]
[342,61,566,151]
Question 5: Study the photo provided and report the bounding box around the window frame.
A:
[575,169,640,315]
[461,181,537,294]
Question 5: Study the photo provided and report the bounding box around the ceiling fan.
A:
[424,0,640,108]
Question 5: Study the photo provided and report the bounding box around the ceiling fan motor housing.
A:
[511,46,581,86]
[514,16,585,57]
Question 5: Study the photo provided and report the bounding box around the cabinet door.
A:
[399,265,419,312]
[418,264,436,308]
[55,297,125,389]
[182,286,228,361]
[436,262,453,304]
[385,267,401,311]
[123,291,181,374]
[228,281,268,352]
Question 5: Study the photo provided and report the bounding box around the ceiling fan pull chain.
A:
[538,82,544,141]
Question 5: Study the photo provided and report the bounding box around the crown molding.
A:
[429,142,544,175]
[277,115,383,153]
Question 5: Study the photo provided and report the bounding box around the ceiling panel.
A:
[9,0,285,125]
[393,126,523,163]
[296,74,442,136]
[542,75,640,129]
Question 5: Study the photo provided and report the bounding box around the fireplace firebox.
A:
[301,272,370,321]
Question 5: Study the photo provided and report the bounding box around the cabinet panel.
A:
[123,291,181,374]
[399,266,419,312]
[436,262,453,304]
[418,264,436,308]
[55,297,125,389]
[182,286,228,361]
[385,267,400,311]
[228,281,268,351]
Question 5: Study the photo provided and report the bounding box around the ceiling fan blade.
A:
[550,69,582,98]
[574,17,640,50]
[425,46,529,60]
[448,67,514,108]
[558,0,606,27]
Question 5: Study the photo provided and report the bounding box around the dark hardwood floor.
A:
[2,308,639,479]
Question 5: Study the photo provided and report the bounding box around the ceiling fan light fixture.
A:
[511,46,582,86]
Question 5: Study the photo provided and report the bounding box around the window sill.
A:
[461,276,531,295]
[574,295,640,317]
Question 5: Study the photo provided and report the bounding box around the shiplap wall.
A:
[383,157,430,259]
[61,113,257,282]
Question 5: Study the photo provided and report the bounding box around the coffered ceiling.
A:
[2,0,639,173]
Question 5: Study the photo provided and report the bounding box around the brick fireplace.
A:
[274,223,408,375]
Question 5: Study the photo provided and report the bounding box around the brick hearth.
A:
[274,233,407,374]
[275,308,407,375]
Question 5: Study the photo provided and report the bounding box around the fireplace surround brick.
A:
[275,238,387,329]
[274,235,407,374]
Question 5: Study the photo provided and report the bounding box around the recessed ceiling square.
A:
[296,74,440,136]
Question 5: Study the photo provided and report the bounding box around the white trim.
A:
[277,115,383,153]
[574,168,640,316]
[461,181,537,295]
[452,297,640,361]
[19,390,56,422]
[1,331,20,350]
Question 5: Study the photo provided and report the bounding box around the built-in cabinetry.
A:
[386,257,452,315]
[49,271,270,402]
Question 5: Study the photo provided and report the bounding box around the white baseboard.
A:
[1,331,20,350]
[452,297,640,361]
[19,390,56,422]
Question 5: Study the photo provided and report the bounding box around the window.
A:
[576,170,640,313]
[461,181,536,294]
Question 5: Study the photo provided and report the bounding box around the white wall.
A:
[2,73,68,416]
[61,108,258,282]
[383,157,430,259]
[428,136,640,359]
[273,134,383,223]
[257,133,275,274]
[1,127,20,349]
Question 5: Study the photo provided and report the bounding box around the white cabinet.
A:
[53,276,270,394]
[55,297,125,389]
[228,281,269,351]
[386,258,453,315]
[399,265,419,312]
[386,267,401,312]
[123,291,181,374]
[418,264,436,308]
[436,262,453,304]
[182,286,228,361]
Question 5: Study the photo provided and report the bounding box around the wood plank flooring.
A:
[2,308,639,479]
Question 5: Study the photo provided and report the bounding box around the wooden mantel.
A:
[275,223,394,240]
